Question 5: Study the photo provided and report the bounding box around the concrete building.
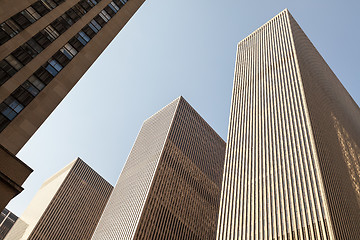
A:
[0,0,145,210]
[217,9,360,240]
[0,208,18,240]
[92,96,226,240]
[5,158,112,240]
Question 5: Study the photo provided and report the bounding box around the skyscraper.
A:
[0,208,18,240]
[92,96,226,239]
[5,158,113,240]
[0,0,145,209]
[217,9,360,240]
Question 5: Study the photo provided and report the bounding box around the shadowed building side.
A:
[92,97,226,240]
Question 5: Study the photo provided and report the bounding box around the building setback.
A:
[92,96,226,240]
[5,158,113,240]
[0,208,18,240]
[217,9,360,240]
[0,0,145,210]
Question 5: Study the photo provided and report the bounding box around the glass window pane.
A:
[48,59,63,72]
[26,7,41,20]
[1,105,17,120]
[45,64,58,76]
[91,19,101,31]
[22,81,40,96]
[28,75,45,90]
[64,43,78,56]
[5,55,23,70]
[26,39,43,53]
[5,20,21,35]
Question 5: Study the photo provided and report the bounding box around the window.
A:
[2,20,21,37]
[113,0,125,8]
[65,8,81,22]
[28,75,45,90]
[94,15,106,27]
[44,25,59,41]
[45,64,58,76]
[50,16,70,34]
[26,39,43,54]
[12,12,32,29]
[79,0,92,12]
[12,47,33,65]
[4,96,24,114]
[31,2,50,16]
[0,60,16,83]
[22,81,40,96]
[0,29,11,45]
[77,31,90,45]
[73,5,87,17]
[53,50,70,66]
[90,19,101,31]
[109,2,120,13]
[99,10,111,22]
[33,31,51,48]
[0,113,10,132]
[12,86,35,106]
[62,43,77,57]
[5,55,23,71]
[0,102,18,120]
[34,67,54,84]
[41,0,57,10]
[69,37,85,51]
[104,6,116,18]
[82,25,96,38]
[48,58,63,72]
[25,7,41,21]
[87,0,98,7]
[61,13,74,26]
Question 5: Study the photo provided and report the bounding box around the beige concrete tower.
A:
[92,97,226,240]
[4,158,113,240]
[0,0,145,210]
[217,9,360,240]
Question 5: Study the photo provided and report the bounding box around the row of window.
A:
[0,0,107,86]
[0,0,128,133]
[0,0,65,46]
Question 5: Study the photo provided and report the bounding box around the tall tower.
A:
[0,208,18,239]
[0,0,145,210]
[4,158,113,240]
[217,9,360,240]
[92,97,226,239]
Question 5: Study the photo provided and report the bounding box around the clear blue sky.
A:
[8,0,360,216]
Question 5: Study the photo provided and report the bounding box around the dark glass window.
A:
[69,37,85,51]
[31,2,50,16]
[5,55,23,71]
[108,2,120,13]
[0,60,16,82]
[12,47,33,65]
[12,12,32,29]
[28,75,45,90]
[43,25,59,41]
[113,0,124,8]
[2,20,21,37]
[61,13,74,26]
[24,7,41,21]
[22,81,40,96]
[53,51,70,67]
[34,67,53,84]
[4,96,24,114]
[0,29,11,45]
[41,0,57,10]
[0,102,18,120]
[94,15,106,27]
[65,8,81,22]
[82,25,96,39]
[26,39,43,54]
[77,31,89,45]
[12,87,34,106]
[73,5,87,17]
[45,64,58,76]
[33,31,51,48]
[0,113,10,132]
[50,16,70,34]
[79,0,92,12]
[104,6,116,17]
[22,43,38,58]
[62,43,77,58]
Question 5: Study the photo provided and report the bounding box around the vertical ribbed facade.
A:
[217,9,360,240]
[92,96,226,240]
[5,158,113,240]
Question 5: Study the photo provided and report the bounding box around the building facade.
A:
[5,158,113,240]
[217,9,360,240]
[0,208,18,240]
[92,96,226,240]
[0,0,145,210]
